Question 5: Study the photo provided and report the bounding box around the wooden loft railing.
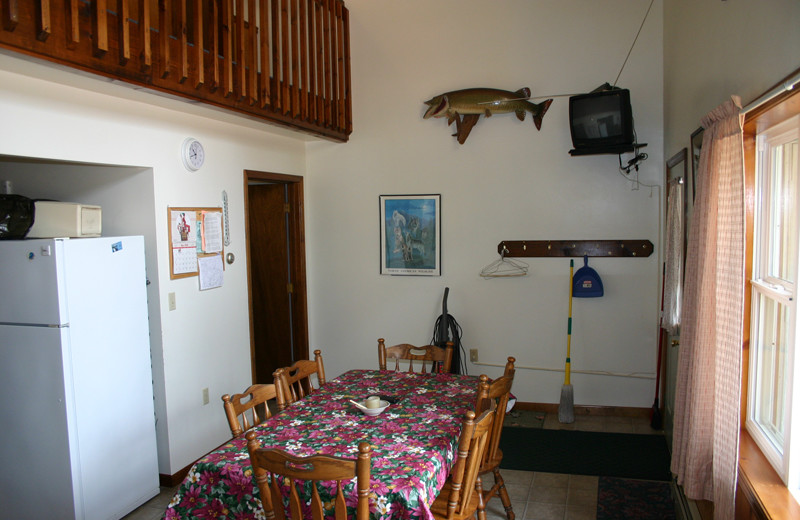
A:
[0,0,352,141]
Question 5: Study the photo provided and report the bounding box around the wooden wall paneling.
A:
[2,0,19,32]
[158,0,171,77]
[335,0,343,130]
[305,0,315,123]
[221,0,233,96]
[314,0,322,124]
[342,3,350,133]
[66,0,80,48]
[246,0,256,104]
[298,0,307,120]
[118,0,131,64]
[235,0,245,99]
[322,0,330,127]
[280,0,289,115]
[36,0,51,42]
[207,0,218,91]
[257,0,270,107]
[290,0,299,118]
[178,0,188,83]
[193,0,203,88]
[270,0,280,110]
[139,0,152,71]
[92,0,108,56]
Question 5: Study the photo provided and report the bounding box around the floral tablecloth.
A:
[163,369,480,520]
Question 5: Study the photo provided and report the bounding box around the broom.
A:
[558,259,575,424]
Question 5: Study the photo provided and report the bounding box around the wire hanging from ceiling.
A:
[613,0,656,87]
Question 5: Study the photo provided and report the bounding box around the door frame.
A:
[243,169,309,383]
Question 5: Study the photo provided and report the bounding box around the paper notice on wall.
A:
[198,253,224,290]
[171,210,198,275]
[202,211,223,253]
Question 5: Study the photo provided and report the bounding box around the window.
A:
[747,114,800,493]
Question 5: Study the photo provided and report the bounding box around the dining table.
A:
[162,369,481,520]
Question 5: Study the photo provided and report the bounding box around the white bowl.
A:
[359,400,390,416]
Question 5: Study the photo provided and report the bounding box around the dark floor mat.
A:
[498,427,671,481]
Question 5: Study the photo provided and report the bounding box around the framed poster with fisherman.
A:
[379,194,441,276]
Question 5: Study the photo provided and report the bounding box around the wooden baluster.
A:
[280,0,290,115]
[194,0,203,88]
[271,0,280,110]
[178,0,188,83]
[314,0,323,124]
[247,0,256,104]
[36,0,51,41]
[323,0,331,127]
[2,0,18,31]
[335,0,344,130]
[118,0,131,65]
[221,0,233,96]
[66,0,80,47]
[290,0,299,118]
[92,0,109,55]
[158,0,171,77]
[305,0,315,123]
[342,4,351,134]
[298,0,308,121]
[258,0,271,107]
[233,0,243,99]
[331,0,340,130]
[139,0,152,72]
[208,0,219,91]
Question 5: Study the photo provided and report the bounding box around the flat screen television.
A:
[568,88,635,155]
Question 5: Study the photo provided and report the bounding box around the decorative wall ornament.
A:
[423,87,553,144]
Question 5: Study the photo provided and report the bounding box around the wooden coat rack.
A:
[498,240,653,258]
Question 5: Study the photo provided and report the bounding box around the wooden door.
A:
[245,171,308,385]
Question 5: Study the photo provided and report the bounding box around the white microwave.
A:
[27,201,102,238]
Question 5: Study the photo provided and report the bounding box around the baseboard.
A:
[160,463,193,488]
[514,401,651,418]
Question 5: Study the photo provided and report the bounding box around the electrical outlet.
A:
[470,349,478,363]
[202,387,209,405]
[168,292,176,311]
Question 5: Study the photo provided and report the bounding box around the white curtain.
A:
[670,96,745,520]
[663,179,684,334]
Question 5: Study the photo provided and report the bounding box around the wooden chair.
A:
[378,338,454,373]
[474,357,517,520]
[246,431,372,520]
[221,383,281,438]
[273,349,326,411]
[430,406,495,520]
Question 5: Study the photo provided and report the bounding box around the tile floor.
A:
[123,412,665,520]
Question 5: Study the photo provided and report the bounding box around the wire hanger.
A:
[480,247,529,279]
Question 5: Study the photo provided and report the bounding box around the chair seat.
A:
[430,478,482,520]
[480,448,503,474]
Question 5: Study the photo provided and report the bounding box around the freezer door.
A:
[0,239,67,326]
[0,325,80,519]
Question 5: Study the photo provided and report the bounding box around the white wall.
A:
[0,52,307,474]
[306,1,665,407]
[664,0,800,156]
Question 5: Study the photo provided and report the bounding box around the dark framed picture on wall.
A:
[379,194,441,276]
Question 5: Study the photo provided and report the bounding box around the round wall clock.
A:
[181,138,205,171]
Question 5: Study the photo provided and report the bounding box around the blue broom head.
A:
[573,255,604,298]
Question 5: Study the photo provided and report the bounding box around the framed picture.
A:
[690,126,704,202]
[379,194,441,276]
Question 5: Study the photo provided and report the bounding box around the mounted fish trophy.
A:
[423,87,553,144]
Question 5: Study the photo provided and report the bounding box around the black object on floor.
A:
[498,427,672,481]
[597,476,676,519]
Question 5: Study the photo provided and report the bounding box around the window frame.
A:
[746,110,800,495]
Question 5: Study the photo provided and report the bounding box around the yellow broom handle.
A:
[565,260,573,386]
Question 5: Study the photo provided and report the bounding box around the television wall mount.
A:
[497,239,653,258]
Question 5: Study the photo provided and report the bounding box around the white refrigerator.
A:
[0,236,159,520]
